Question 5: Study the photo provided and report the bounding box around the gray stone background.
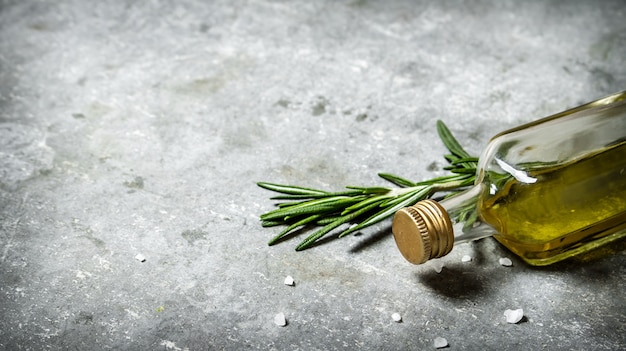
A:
[1,0,625,350]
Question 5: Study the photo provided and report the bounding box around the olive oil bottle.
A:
[392,91,626,266]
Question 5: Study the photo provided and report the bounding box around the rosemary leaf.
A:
[413,174,464,186]
[345,186,392,194]
[377,173,417,187]
[261,220,284,227]
[451,157,479,164]
[268,214,322,245]
[341,195,389,215]
[270,194,331,200]
[445,167,478,174]
[437,120,471,159]
[257,182,328,196]
[263,203,348,222]
[270,188,364,200]
[294,218,350,251]
[316,216,343,225]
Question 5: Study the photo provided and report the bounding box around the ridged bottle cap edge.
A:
[392,200,454,264]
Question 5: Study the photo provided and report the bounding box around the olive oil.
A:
[392,90,626,266]
[481,141,626,265]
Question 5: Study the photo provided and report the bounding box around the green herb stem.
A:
[257,120,479,251]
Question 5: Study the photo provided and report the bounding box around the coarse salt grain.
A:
[284,276,295,286]
[499,257,513,266]
[274,313,287,327]
[461,255,472,262]
[434,336,448,349]
[135,254,146,262]
[504,308,524,324]
[391,313,402,322]
[432,260,444,273]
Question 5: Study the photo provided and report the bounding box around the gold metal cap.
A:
[391,199,454,264]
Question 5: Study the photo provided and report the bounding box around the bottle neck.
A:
[391,184,496,265]
[438,184,495,244]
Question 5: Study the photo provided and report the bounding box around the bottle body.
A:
[393,91,626,266]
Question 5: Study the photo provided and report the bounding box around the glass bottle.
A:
[392,91,626,266]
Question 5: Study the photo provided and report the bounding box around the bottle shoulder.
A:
[477,92,626,180]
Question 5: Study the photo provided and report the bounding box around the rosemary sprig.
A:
[257,120,479,251]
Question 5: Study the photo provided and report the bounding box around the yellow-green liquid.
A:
[480,142,626,265]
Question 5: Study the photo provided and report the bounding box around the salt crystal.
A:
[391,313,402,322]
[284,276,295,286]
[434,336,448,348]
[461,255,472,262]
[499,257,513,266]
[431,260,444,273]
[274,313,287,327]
[135,254,146,262]
[504,308,524,324]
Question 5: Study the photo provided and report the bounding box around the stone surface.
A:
[1,1,625,350]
